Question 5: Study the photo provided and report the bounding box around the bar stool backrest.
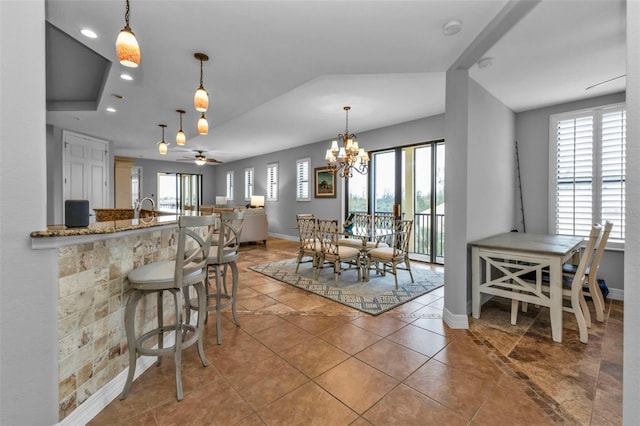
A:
[176,215,216,287]
[215,211,245,260]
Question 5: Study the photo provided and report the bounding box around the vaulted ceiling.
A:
[45,0,626,164]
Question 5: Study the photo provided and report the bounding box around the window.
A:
[550,104,625,243]
[244,167,254,201]
[267,162,278,201]
[296,158,311,201]
[226,171,234,201]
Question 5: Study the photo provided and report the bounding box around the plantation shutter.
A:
[226,171,234,201]
[555,115,593,236]
[267,163,278,201]
[296,158,310,201]
[600,109,626,240]
[244,168,254,200]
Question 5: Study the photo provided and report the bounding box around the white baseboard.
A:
[268,232,297,242]
[57,355,157,426]
[608,288,624,301]
[443,307,469,329]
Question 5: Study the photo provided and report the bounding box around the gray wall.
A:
[515,92,626,294]
[213,114,445,239]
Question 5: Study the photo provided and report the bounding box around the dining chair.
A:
[373,214,394,248]
[316,218,362,284]
[511,224,601,343]
[295,214,319,273]
[562,221,612,324]
[197,211,244,345]
[121,215,215,401]
[366,219,414,288]
[338,213,373,248]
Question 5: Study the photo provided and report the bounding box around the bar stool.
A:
[199,210,244,345]
[120,215,215,401]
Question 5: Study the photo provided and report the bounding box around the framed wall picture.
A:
[314,167,336,198]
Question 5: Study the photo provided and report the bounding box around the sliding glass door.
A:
[346,140,445,264]
[157,172,203,212]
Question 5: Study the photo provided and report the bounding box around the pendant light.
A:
[157,124,169,155]
[193,53,209,112]
[175,109,186,145]
[116,0,140,68]
[197,113,208,135]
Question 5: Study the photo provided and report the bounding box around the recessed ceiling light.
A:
[120,73,133,81]
[477,57,494,69]
[106,107,116,112]
[81,28,98,39]
[443,19,463,36]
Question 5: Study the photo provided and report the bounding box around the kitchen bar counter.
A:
[31,215,179,238]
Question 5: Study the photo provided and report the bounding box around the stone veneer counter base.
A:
[30,215,199,421]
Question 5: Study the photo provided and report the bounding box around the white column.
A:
[623,0,640,422]
[0,0,59,424]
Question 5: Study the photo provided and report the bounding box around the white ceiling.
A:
[45,0,626,165]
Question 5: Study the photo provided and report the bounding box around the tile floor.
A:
[89,238,623,425]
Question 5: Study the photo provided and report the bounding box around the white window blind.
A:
[555,115,593,237]
[600,109,626,240]
[244,167,254,200]
[296,158,310,201]
[551,104,625,242]
[226,171,234,201]
[267,163,278,201]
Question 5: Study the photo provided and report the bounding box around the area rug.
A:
[249,258,443,315]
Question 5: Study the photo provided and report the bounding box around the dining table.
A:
[469,232,584,343]
[340,225,395,281]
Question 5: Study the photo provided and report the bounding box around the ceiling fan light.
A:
[194,158,207,166]
[198,113,208,135]
[158,141,168,155]
[194,87,208,112]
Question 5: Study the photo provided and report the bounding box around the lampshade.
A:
[194,87,208,112]
[116,0,140,68]
[158,141,168,155]
[215,196,227,205]
[175,109,186,145]
[176,130,186,146]
[197,113,208,135]
[250,195,265,207]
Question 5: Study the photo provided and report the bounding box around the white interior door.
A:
[63,131,109,221]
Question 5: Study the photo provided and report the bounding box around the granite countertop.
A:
[30,215,180,238]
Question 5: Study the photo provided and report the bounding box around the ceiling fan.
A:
[177,150,223,166]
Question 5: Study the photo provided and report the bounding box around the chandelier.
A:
[325,106,369,178]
